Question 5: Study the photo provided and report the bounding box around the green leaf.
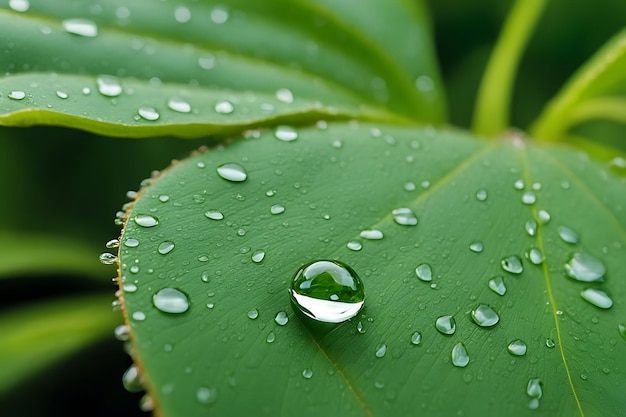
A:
[118,123,625,417]
[0,0,445,137]
[531,28,626,141]
[0,294,120,393]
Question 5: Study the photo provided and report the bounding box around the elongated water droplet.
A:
[196,387,218,404]
[290,260,364,323]
[132,311,146,321]
[124,238,139,248]
[580,288,613,309]
[435,315,456,335]
[274,311,288,326]
[347,241,362,251]
[217,163,247,182]
[525,219,537,236]
[410,331,422,345]
[134,214,159,227]
[451,343,469,367]
[558,226,579,244]
[274,126,298,142]
[527,378,542,399]
[508,339,527,356]
[528,248,543,265]
[56,91,68,99]
[488,276,506,295]
[9,0,30,12]
[105,239,120,249]
[537,209,551,224]
[619,323,626,341]
[415,264,432,282]
[99,252,117,265]
[276,88,294,103]
[501,255,523,274]
[152,288,189,313]
[251,250,265,263]
[392,207,418,226]
[356,321,365,334]
[205,210,224,220]
[266,332,275,343]
[138,106,160,121]
[158,241,175,255]
[270,204,285,215]
[521,191,536,205]
[62,18,98,37]
[8,90,26,100]
[469,242,483,253]
[96,75,122,97]
[471,304,499,327]
[360,229,383,240]
[565,252,605,282]
[215,100,234,114]
[122,365,143,392]
[375,343,387,358]
[168,97,191,113]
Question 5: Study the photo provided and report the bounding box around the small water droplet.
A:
[205,210,224,220]
[122,365,143,392]
[124,238,139,248]
[451,343,469,367]
[521,191,536,205]
[174,5,191,23]
[270,204,285,215]
[375,343,387,358]
[525,219,537,236]
[565,252,605,282]
[470,304,499,327]
[123,283,137,293]
[528,248,543,265]
[114,324,130,341]
[196,387,218,405]
[210,6,229,23]
[9,0,30,12]
[415,264,432,282]
[558,226,579,244]
[251,250,265,263]
[347,241,362,251]
[215,100,234,114]
[247,309,259,319]
[62,18,98,37]
[167,97,191,113]
[8,90,26,100]
[415,75,434,92]
[290,260,365,323]
[501,255,523,274]
[618,323,626,341]
[514,179,525,190]
[488,276,506,295]
[217,163,247,182]
[356,321,365,334]
[266,332,275,343]
[158,241,175,255]
[96,75,123,97]
[580,288,613,309]
[106,239,120,249]
[99,252,117,265]
[537,209,551,224]
[276,88,294,103]
[132,311,146,321]
[476,189,487,201]
[56,90,68,99]
[545,338,555,348]
[274,311,289,326]
[360,229,383,240]
[134,214,159,228]
[138,106,160,121]
[274,126,298,142]
[469,242,483,253]
[404,181,416,191]
[198,55,215,70]
[527,378,542,399]
[391,207,418,226]
[435,315,456,335]
[410,331,422,345]
[421,180,431,189]
[152,288,190,314]
[508,339,527,356]
[302,368,313,379]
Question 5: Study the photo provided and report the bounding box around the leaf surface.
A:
[118,123,626,417]
[0,0,445,137]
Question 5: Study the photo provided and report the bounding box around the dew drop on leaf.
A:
[247,309,259,320]
[528,248,543,265]
[392,207,418,226]
[507,339,527,356]
[174,5,191,23]
[415,264,432,282]
[526,378,543,399]
[471,304,499,327]
[347,241,362,251]
[251,250,265,263]
[123,237,138,247]
[580,288,613,309]
[618,324,626,341]
[475,189,487,201]
[276,88,294,103]
[62,18,98,37]
[558,226,579,244]
[167,97,192,113]
[565,252,605,282]
[210,6,229,24]
[356,321,365,334]
[99,252,118,265]
[9,0,30,12]
[521,191,536,205]
[96,75,123,97]
[451,343,469,367]
[274,126,298,142]
[138,106,160,121]
[375,343,387,358]
[514,179,525,190]
[152,288,190,314]
[302,368,313,379]
[410,331,422,345]
[132,311,146,321]
[270,204,285,215]
[274,311,289,326]
[469,242,483,253]
[196,387,218,405]
[56,90,68,99]
[435,315,456,335]
[501,255,523,274]
[537,209,551,224]
[214,100,234,114]
[8,90,26,100]
[488,276,506,295]
[546,338,555,348]
[216,163,247,182]
[525,219,537,236]
[289,260,365,323]
[360,229,383,240]
[134,214,159,228]
[266,332,275,343]
[158,241,175,255]
[122,364,143,392]
[205,210,224,220]
[114,324,130,342]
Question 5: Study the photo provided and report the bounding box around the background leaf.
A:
[119,123,625,416]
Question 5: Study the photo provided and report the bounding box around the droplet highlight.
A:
[134,214,159,228]
[415,264,432,282]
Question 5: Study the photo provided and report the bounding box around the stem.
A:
[472,0,547,137]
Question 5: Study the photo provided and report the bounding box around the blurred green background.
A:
[1,0,624,416]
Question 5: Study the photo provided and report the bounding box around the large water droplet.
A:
[138,106,160,121]
[217,163,247,182]
[152,288,190,313]
[521,191,536,205]
[488,276,506,295]
[507,339,527,356]
[274,126,298,142]
[247,309,259,319]
[415,264,432,282]
[565,252,605,282]
[451,343,469,367]
[62,18,98,37]
[158,241,175,255]
[122,364,143,392]
[392,208,418,226]
[168,97,191,113]
[360,229,383,240]
[501,255,523,274]
[558,226,579,244]
[270,204,285,215]
[470,304,499,327]
[289,260,365,323]
[580,288,613,309]
[9,0,30,12]
[215,100,234,114]
[435,315,456,335]
[274,311,289,326]
[8,90,26,100]
[134,214,159,228]
[96,75,123,97]
[528,248,543,265]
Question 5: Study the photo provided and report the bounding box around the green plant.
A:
[1,0,625,416]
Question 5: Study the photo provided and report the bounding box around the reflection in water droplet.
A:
[138,106,160,121]
[251,250,265,263]
[360,229,383,240]
[580,288,613,309]
[392,208,418,226]
[435,315,456,335]
[62,18,98,37]
[347,241,362,251]
[521,191,536,205]
[410,331,422,345]
[565,252,605,282]
[247,309,259,319]
[415,264,432,282]
[302,368,313,379]
[205,210,224,220]
[8,90,26,100]
[525,219,537,237]
[270,204,285,215]
[290,260,364,323]
[356,321,365,334]
[196,387,218,404]
[451,343,469,367]
[217,163,247,182]
[501,255,523,274]
[469,242,483,253]
[375,343,387,358]
[99,252,118,265]
[215,100,234,114]
[488,276,506,295]
[122,364,143,392]
[168,97,191,113]
[528,248,543,265]
[508,339,527,356]
[134,214,159,227]
[558,226,579,244]
[152,288,189,313]
[471,304,499,327]
[274,126,298,142]
[476,189,487,201]
[124,238,139,247]
[546,338,555,348]
[96,75,123,97]
[274,311,288,326]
